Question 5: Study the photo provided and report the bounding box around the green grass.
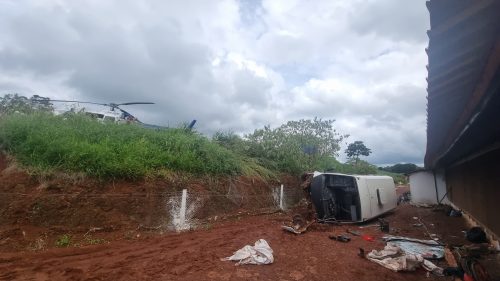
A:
[0,113,272,179]
[0,112,404,182]
[55,234,72,247]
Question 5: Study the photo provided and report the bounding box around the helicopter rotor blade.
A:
[116,102,155,106]
[36,99,154,107]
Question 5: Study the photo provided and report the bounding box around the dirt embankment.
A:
[0,153,301,252]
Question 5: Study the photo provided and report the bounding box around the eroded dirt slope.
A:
[0,153,300,252]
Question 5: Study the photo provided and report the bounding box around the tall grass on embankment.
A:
[0,113,273,180]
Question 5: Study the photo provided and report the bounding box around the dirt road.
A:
[0,205,467,281]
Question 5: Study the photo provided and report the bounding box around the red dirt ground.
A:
[0,204,470,281]
[2,154,490,280]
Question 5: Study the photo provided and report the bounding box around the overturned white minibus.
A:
[309,172,397,222]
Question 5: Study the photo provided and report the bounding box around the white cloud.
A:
[0,0,429,165]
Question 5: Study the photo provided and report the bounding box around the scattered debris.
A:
[379,218,390,233]
[411,203,433,208]
[346,229,361,236]
[366,244,443,275]
[282,225,303,234]
[359,224,378,229]
[422,259,444,276]
[398,191,411,204]
[221,239,274,266]
[466,227,487,244]
[84,227,104,236]
[458,244,493,258]
[282,214,315,234]
[453,243,494,281]
[438,205,462,217]
[358,248,365,258]
[460,256,491,281]
[464,273,475,281]
[361,235,375,242]
[329,234,351,242]
[382,235,445,259]
[412,223,423,227]
[444,248,458,267]
[390,227,401,234]
[443,267,464,279]
[281,223,314,234]
[429,233,440,241]
[415,217,437,241]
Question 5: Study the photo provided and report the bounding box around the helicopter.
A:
[42,99,196,130]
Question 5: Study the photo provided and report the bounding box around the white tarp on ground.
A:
[382,235,445,259]
[367,244,443,275]
[221,239,274,265]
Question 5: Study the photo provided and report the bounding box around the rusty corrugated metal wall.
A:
[425,0,500,168]
[446,148,500,237]
[426,0,500,238]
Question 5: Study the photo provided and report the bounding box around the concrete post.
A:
[279,184,284,210]
[180,189,187,227]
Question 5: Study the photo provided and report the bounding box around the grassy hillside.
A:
[0,112,407,182]
[0,113,275,179]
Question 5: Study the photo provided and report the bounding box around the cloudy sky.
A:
[0,0,429,165]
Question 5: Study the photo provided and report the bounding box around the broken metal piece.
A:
[358,248,366,258]
[281,225,302,234]
[282,215,315,235]
[329,234,351,242]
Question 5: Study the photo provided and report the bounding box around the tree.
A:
[0,94,53,115]
[245,118,348,173]
[345,141,371,163]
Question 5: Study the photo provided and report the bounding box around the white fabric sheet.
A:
[367,244,443,275]
[222,239,274,265]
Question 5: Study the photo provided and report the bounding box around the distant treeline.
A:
[378,163,421,174]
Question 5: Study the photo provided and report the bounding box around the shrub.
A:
[215,118,348,174]
[55,234,72,247]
